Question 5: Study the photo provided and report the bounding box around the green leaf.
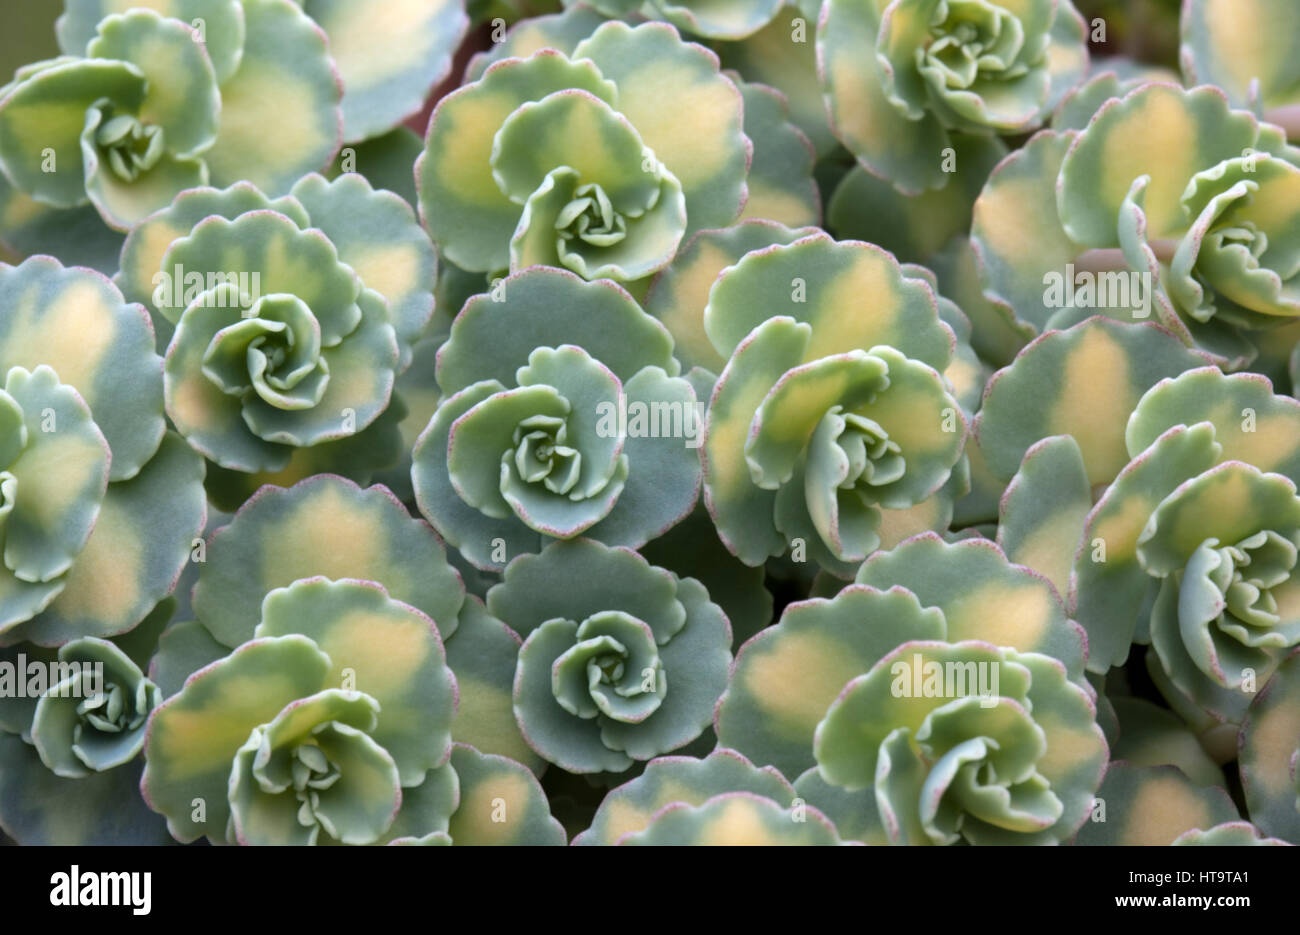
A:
[1,366,109,586]
[1110,696,1226,789]
[653,0,784,40]
[997,434,1091,597]
[444,744,565,845]
[202,0,342,196]
[300,0,469,143]
[572,21,750,236]
[1072,762,1239,845]
[290,172,437,368]
[1180,0,1300,114]
[0,733,172,844]
[617,791,844,844]
[0,58,145,208]
[255,578,458,784]
[141,634,333,844]
[733,78,819,228]
[644,219,816,374]
[574,746,794,845]
[718,5,838,157]
[1239,650,1300,843]
[6,432,205,647]
[976,317,1210,485]
[705,233,954,368]
[857,533,1087,680]
[436,267,676,396]
[57,0,246,83]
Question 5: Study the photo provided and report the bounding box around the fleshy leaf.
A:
[201,0,343,196]
[1071,762,1239,845]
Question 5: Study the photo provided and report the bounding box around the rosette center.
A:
[553,611,666,724]
[202,293,330,411]
[512,414,581,495]
[923,0,1026,89]
[91,101,165,182]
[556,182,628,250]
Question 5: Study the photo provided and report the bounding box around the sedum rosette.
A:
[0,10,223,233]
[155,475,536,770]
[0,256,205,649]
[983,328,1300,748]
[0,634,174,844]
[972,83,1300,369]
[716,534,1104,844]
[702,233,966,578]
[465,12,820,232]
[976,317,1300,757]
[488,539,731,774]
[819,0,1089,194]
[142,577,564,845]
[112,175,439,482]
[411,267,701,571]
[417,21,750,287]
[0,0,344,269]
[28,638,159,779]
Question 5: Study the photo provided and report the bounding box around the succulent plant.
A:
[0,0,344,266]
[3,0,1298,855]
[156,474,535,769]
[716,563,1106,844]
[143,577,564,844]
[0,634,174,844]
[0,256,206,649]
[973,83,1300,368]
[417,21,750,288]
[0,10,222,232]
[111,175,435,492]
[702,233,967,577]
[411,267,701,570]
[819,0,1089,194]
[489,539,731,773]
[980,321,1300,747]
